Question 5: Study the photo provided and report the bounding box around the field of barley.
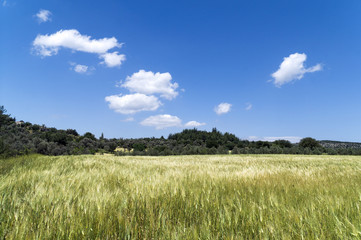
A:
[1,154,361,239]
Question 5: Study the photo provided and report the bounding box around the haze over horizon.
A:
[1,0,361,143]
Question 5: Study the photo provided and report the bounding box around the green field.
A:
[1,154,361,239]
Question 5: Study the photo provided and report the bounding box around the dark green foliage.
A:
[299,137,321,149]
[66,129,79,136]
[83,132,96,141]
[0,106,15,128]
[0,106,107,157]
[274,140,293,148]
[1,106,361,158]
[133,143,146,152]
[231,147,240,154]
[105,141,117,153]
[0,137,10,157]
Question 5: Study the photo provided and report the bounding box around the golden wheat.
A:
[1,154,361,239]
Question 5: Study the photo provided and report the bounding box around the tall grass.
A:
[1,154,361,239]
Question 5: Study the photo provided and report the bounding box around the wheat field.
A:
[1,154,361,239]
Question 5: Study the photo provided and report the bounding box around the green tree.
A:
[0,106,15,127]
[133,143,146,152]
[83,132,96,141]
[66,129,79,136]
[231,146,240,154]
[299,137,321,150]
[274,140,293,148]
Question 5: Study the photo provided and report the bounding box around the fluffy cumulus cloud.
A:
[140,114,182,129]
[36,9,52,23]
[271,53,322,87]
[105,93,161,114]
[184,121,206,128]
[32,29,124,67]
[33,29,120,56]
[214,103,232,115]
[100,52,126,68]
[121,70,179,100]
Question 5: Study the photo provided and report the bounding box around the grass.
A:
[1,154,361,239]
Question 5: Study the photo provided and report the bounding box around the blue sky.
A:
[1,0,361,142]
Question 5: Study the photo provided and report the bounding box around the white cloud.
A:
[121,70,179,100]
[245,103,252,111]
[32,29,123,67]
[184,121,206,128]
[69,62,94,74]
[214,102,232,115]
[74,64,88,73]
[33,29,121,55]
[36,9,52,23]
[100,51,126,67]
[271,53,322,87]
[2,0,8,7]
[105,93,161,114]
[248,136,301,143]
[140,114,182,129]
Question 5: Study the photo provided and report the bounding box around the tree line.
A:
[1,106,361,158]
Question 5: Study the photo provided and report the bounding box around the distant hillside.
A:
[2,105,361,157]
[319,140,361,149]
